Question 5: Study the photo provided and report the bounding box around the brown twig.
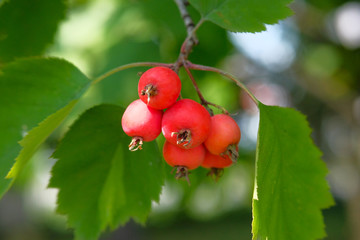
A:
[183,65,207,104]
[173,0,204,72]
[185,61,260,105]
[183,65,229,115]
[174,0,196,37]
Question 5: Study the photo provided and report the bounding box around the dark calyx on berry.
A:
[171,166,191,185]
[222,144,239,163]
[141,84,157,104]
[128,136,143,151]
[207,168,224,182]
[171,129,192,147]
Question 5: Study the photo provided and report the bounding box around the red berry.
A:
[204,114,241,162]
[163,141,205,184]
[162,99,211,149]
[138,66,181,110]
[201,151,233,169]
[121,99,163,151]
[163,141,205,170]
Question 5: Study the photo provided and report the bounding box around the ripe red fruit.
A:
[201,150,235,180]
[201,151,233,169]
[163,140,205,183]
[204,114,241,162]
[163,141,205,170]
[138,66,181,110]
[121,99,163,151]
[162,99,211,149]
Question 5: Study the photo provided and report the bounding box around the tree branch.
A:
[174,0,203,72]
[174,0,196,37]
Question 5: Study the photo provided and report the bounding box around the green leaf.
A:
[7,101,77,179]
[0,0,66,63]
[49,105,164,240]
[188,0,293,32]
[252,103,334,240]
[0,0,7,8]
[0,57,90,197]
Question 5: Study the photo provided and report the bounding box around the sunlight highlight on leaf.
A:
[0,57,90,197]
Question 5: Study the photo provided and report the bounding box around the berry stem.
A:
[184,65,229,115]
[92,62,173,85]
[185,61,260,106]
[206,102,229,115]
[183,66,208,106]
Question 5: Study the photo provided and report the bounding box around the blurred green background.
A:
[1,0,359,239]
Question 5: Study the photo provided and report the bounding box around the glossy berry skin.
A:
[204,114,241,155]
[201,151,234,169]
[163,141,205,170]
[122,99,162,143]
[162,99,211,149]
[138,66,181,110]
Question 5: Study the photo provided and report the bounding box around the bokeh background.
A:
[1,0,359,239]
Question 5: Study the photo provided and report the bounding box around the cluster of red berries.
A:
[121,66,241,182]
